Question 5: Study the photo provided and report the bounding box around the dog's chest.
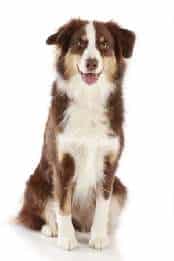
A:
[57,89,118,201]
[64,99,109,138]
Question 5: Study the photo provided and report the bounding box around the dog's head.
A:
[47,19,135,85]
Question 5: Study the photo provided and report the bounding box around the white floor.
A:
[1,223,121,261]
[1,200,174,261]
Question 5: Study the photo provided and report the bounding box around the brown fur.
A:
[18,18,135,232]
[94,21,115,57]
[58,154,75,214]
[103,155,117,199]
[18,158,53,230]
[113,176,127,206]
[48,19,87,79]
[51,81,70,129]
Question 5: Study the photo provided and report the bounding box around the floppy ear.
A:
[46,25,69,46]
[119,28,135,58]
[46,19,86,51]
[106,22,135,58]
[46,32,59,45]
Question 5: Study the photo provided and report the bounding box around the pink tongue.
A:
[82,73,98,85]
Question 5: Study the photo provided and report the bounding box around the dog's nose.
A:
[86,58,98,71]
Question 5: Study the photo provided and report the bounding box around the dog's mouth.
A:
[77,66,102,85]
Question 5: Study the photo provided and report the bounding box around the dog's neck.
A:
[56,73,116,108]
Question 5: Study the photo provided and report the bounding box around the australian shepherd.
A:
[18,19,135,250]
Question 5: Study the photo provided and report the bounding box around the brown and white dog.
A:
[18,19,135,250]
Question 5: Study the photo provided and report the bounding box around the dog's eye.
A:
[77,39,87,49]
[100,41,110,50]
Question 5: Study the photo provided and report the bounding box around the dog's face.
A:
[47,19,135,85]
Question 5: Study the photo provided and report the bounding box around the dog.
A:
[18,19,135,250]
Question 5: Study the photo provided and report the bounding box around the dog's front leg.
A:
[54,153,78,250]
[89,193,111,249]
[89,154,116,250]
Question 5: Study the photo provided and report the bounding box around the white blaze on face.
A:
[78,22,103,74]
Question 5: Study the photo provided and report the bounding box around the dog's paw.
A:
[41,224,58,237]
[57,235,78,250]
[89,235,109,250]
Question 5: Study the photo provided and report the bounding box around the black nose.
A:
[86,58,98,71]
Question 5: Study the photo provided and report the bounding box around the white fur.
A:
[78,22,103,74]
[89,196,110,249]
[57,73,120,202]
[109,196,122,232]
[41,199,58,237]
[41,224,57,237]
[57,214,78,250]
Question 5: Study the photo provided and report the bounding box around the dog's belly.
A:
[57,103,119,202]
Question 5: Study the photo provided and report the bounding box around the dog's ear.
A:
[46,19,86,51]
[46,32,59,45]
[119,28,135,58]
[46,25,68,46]
[106,22,135,58]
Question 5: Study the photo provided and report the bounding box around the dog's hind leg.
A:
[18,158,54,232]
[17,208,45,230]
[108,176,127,233]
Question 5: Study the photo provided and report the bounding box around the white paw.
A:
[41,224,58,237]
[57,235,78,250]
[89,235,110,250]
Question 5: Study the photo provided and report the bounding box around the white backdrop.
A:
[0,0,174,260]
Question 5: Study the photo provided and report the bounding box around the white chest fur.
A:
[57,76,120,201]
